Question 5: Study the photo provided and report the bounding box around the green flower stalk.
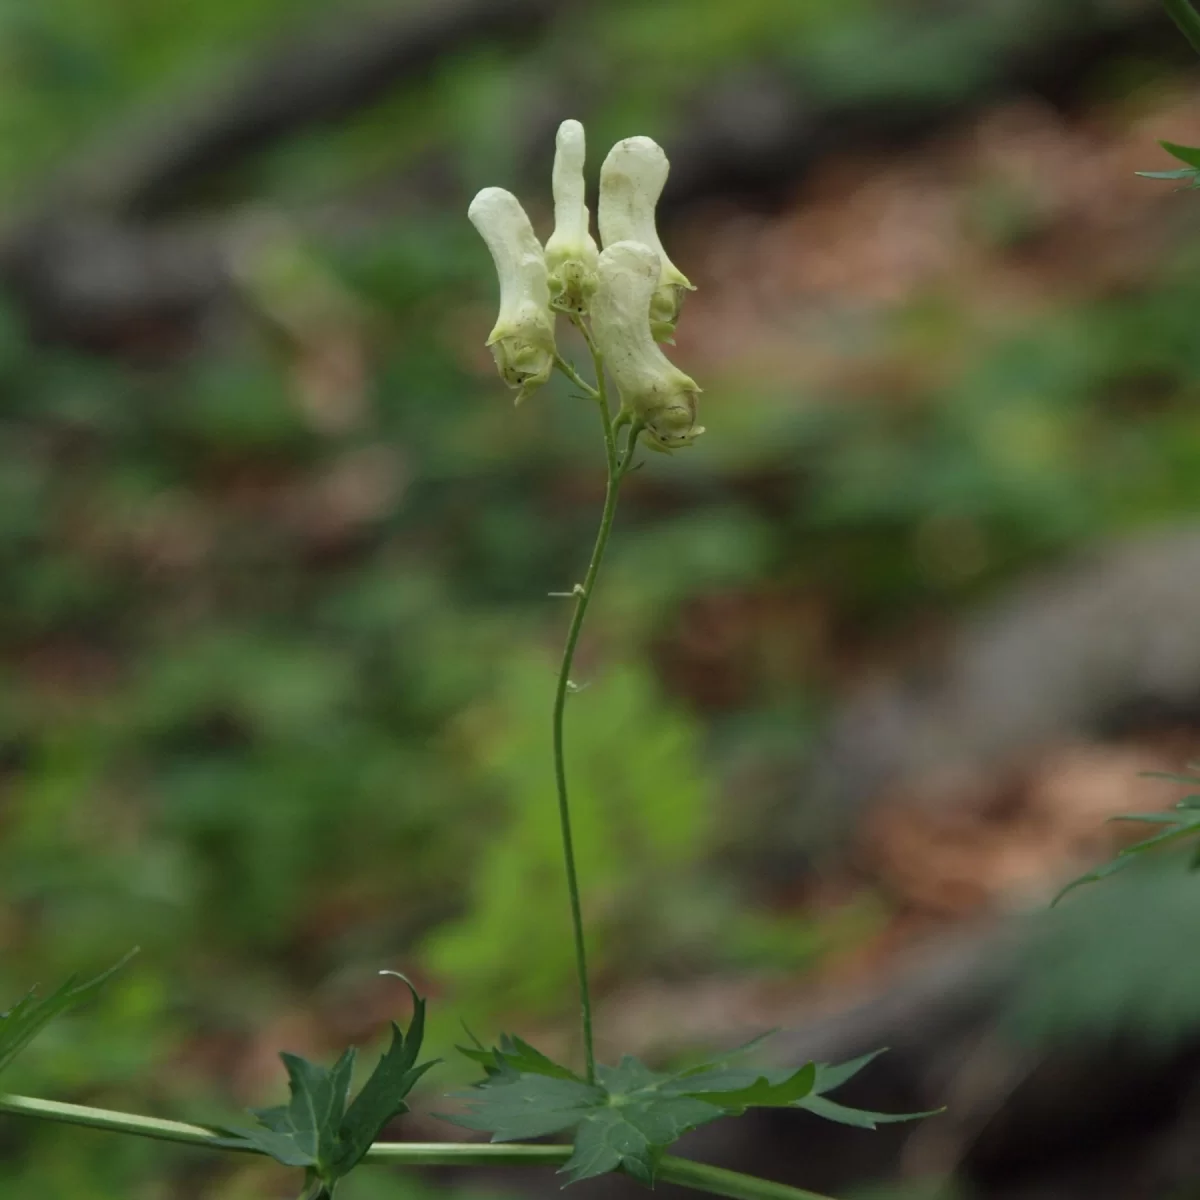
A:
[468,186,556,403]
[592,240,704,451]
[545,119,600,315]
[598,136,695,342]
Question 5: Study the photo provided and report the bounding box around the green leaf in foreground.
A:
[1138,142,1200,187]
[455,1029,584,1083]
[446,1036,934,1186]
[1053,771,1200,904]
[0,949,138,1077]
[1160,140,1200,169]
[220,973,438,1189]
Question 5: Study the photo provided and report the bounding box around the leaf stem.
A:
[1165,0,1200,54]
[658,1155,838,1200]
[550,323,638,1084]
[554,353,600,400]
[0,1094,835,1198]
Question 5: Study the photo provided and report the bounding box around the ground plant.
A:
[4,2,1200,1196]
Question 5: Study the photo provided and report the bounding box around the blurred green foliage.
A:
[2,0,1200,1195]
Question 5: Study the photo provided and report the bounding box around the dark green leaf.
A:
[1160,140,1200,168]
[228,1050,355,1170]
[797,1095,939,1129]
[596,1055,665,1093]
[561,1095,723,1185]
[450,1042,926,1186]
[224,974,438,1184]
[792,1051,940,1128]
[811,1049,888,1094]
[445,1073,603,1141]
[0,950,137,1077]
[670,1029,781,1078]
[227,1125,318,1168]
[1053,787,1200,904]
[338,1016,438,1173]
[676,1063,816,1114]
[455,1031,582,1083]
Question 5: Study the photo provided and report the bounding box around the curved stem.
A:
[571,315,617,473]
[0,1094,835,1199]
[658,1155,836,1200]
[1165,0,1200,54]
[551,329,637,1083]
[554,353,599,400]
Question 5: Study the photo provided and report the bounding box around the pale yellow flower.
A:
[591,240,703,452]
[544,119,599,315]
[598,137,694,342]
[467,186,556,403]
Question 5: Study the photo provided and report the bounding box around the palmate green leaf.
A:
[0,950,137,1077]
[562,1094,724,1186]
[445,1072,604,1141]
[448,1036,931,1186]
[221,973,438,1186]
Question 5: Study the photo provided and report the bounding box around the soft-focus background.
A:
[7,1,1200,1197]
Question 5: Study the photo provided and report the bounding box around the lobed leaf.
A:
[222,973,437,1188]
[445,1072,603,1141]
[562,1095,723,1185]
[449,1035,930,1186]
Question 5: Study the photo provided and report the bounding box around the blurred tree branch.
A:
[0,0,1184,352]
[37,0,574,219]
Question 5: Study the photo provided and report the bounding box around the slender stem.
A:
[554,353,600,400]
[0,1093,239,1151]
[550,326,638,1084]
[1165,0,1200,54]
[0,1094,835,1199]
[570,315,617,473]
[659,1156,837,1200]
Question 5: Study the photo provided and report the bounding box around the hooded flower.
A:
[467,186,556,403]
[591,240,703,452]
[544,119,599,315]
[598,137,695,342]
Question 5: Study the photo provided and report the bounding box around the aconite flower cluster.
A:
[467,119,703,451]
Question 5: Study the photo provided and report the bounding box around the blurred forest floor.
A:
[5,2,1200,1198]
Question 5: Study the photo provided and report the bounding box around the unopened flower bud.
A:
[592,240,703,452]
[598,137,695,342]
[467,186,556,403]
[544,119,599,316]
